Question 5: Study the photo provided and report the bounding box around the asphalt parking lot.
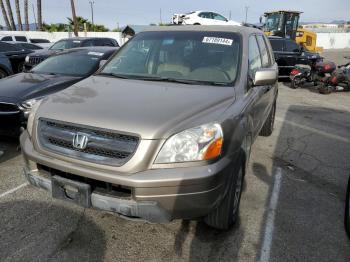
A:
[0,50,350,262]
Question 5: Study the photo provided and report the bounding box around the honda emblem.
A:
[72,133,89,150]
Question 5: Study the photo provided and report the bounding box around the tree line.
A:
[0,0,42,31]
[0,0,116,33]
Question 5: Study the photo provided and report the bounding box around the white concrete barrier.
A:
[1,30,350,49]
[316,33,350,49]
[0,31,123,46]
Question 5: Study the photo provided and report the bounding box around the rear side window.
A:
[15,36,27,42]
[256,35,270,68]
[269,39,283,51]
[199,12,211,19]
[1,36,12,41]
[248,35,262,74]
[22,43,42,50]
[0,42,21,51]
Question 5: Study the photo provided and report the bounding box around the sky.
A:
[2,0,350,29]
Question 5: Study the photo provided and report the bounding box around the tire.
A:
[345,175,350,238]
[17,62,24,73]
[318,85,332,95]
[259,102,276,137]
[290,78,299,89]
[204,162,244,230]
[0,69,8,79]
[193,23,201,25]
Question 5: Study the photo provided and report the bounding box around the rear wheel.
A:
[0,69,8,79]
[259,102,276,137]
[204,162,244,230]
[318,84,333,95]
[345,175,350,238]
[193,23,201,25]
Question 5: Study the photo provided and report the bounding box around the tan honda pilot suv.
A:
[21,26,278,230]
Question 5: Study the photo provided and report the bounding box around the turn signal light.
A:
[203,138,223,160]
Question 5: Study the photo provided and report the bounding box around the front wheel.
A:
[290,78,300,89]
[345,175,350,238]
[204,163,244,230]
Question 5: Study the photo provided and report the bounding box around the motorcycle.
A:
[319,57,350,94]
[289,57,336,89]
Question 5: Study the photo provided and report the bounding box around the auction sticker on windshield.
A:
[202,37,233,46]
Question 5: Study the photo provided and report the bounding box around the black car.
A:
[0,46,117,136]
[24,37,119,70]
[0,53,13,79]
[268,36,321,78]
[9,42,44,51]
[0,41,33,74]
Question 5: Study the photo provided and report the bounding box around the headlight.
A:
[155,123,223,164]
[25,56,29,63]
[26,99,42,137]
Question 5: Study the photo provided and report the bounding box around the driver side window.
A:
[212,13,227,21]
[248,35,262,75]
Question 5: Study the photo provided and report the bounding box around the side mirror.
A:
[253,68,278,86]
[99,60,107,68]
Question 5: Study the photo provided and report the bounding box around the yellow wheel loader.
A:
[263,10,323,52]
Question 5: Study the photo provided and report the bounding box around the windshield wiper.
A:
[98,73,230,86]
[121,75,230,86]
[98,72,132,79]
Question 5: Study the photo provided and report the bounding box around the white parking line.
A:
[0,183,28,198]
[259,167,282,262]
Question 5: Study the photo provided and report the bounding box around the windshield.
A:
[100,31,241,85]
[49,39,81,50]
[31,53,100,76]
[264,13,283,32]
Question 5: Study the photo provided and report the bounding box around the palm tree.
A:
[5,0,16,30]
[37,0,42,30]
[70,0,78,36]
[0,0,11,30]
[14,0,23,30]
[67,16,88,31]
[24,0,29,31]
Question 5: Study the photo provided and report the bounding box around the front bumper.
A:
[21,131,233,222]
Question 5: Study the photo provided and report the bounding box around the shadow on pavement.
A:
[255,104,350,261]
[0,200,106,262]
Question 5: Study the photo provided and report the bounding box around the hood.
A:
[38,76,236,139]
[0,73,81,103]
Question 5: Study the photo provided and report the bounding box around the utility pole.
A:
[89,1,94,31]
[229,10,231,20]
[31,3,37,30]
[159,8,162,25]
[245,6,249,24]
[70,0,78,36]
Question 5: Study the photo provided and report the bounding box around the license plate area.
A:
[52,175,91,208]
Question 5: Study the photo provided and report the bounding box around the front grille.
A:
[29,57,45,66]
[0,102,19,113]
[38,118,139,166]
